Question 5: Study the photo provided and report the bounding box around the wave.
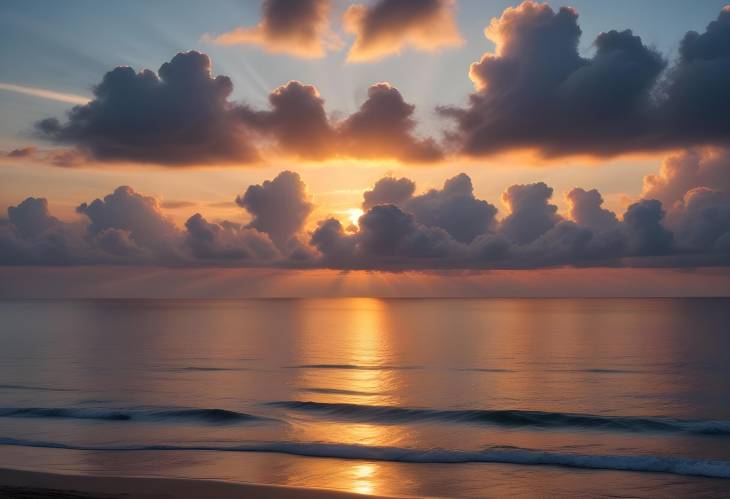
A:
[267,401,730,435]
[177,367,253,372]
[0,407,273,425]
[0,438,727,479]
[302,388,380,396]
[455,368,515,373]
[289,364,420,371]
[0,384,74,392]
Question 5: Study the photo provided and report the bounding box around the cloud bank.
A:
[4,151,730,269]
[25,4,730,166]
[35,54,441,166]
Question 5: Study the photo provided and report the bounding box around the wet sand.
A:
[0,468,397,499]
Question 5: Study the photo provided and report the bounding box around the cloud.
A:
[362,176,415,210]
[403,173,498,244]
[236,170,314,250]
[242,81,443,162]
[7,197,61,239]
[673,188,730,253]
[161,200,197,210]
[311,171,717,270]
[1,198,86,265]
[662,7,730,145]
[339,83,443,162]
[77,186,183,259]
[3,168,730,270]
[362,173,497,243]
[344,0,462,62]
[184,214,279,261]
[30,48,444,165]
[207,0,337,58]
[6,147,37,159]
[643,148,730,207]
[2,146,87,167]
[36,51,258,166]
[622,200,674,256]
[441,2,730,158]
[239,81,336,160]
[311,205,461,268]
[499,182,560,245]
[567,188,619,232]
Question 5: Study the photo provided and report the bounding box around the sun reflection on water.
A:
[293,298,398,494]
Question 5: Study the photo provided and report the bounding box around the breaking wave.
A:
[267,401,730,435]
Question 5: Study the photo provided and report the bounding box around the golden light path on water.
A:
[290,298,396,495]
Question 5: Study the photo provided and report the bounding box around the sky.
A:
[1,0,730,296]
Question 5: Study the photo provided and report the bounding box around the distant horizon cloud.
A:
[3,150,729,270]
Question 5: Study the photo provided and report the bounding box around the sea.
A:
[0,298,729,498]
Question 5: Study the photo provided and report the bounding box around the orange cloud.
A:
[344,0,462,62]
[207,0,339,58]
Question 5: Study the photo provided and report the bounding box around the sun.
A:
[347,208,364,227]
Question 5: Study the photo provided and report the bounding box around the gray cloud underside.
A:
[35,54,441,165]
[29,4,730,164]
[441,3,730,157]
[3,149,730,269]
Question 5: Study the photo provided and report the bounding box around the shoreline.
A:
[0,467,399,499]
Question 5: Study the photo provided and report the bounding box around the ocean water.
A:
[0,298,729,498]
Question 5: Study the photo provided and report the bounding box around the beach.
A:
[0,468,394,499]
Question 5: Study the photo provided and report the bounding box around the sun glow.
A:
[347,208,364,227]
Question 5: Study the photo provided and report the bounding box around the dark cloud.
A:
[77,186,183,259]
[236,171,314,249]
[243,81,443,163]
[441,2,730,158]
[184,214,279,261]
[1,198,86,265]
[662,7,730,145]
[36,51,257,165]
[3,170,730,270]
[358,204,456,259]
[31,49,442,166]
[312,173,691,270]
[567,188,619,232]
[344,0,462,62]
[622,199,674,256]
[673,188,730,254]
[239,81,336,160]
[208,0,336,58]
[361,173,497,243]
[499,182,560,245]
[7,197,61,239]
[311,204,462,268]
[403,173,497,243]
[362,176,416,210]
[339,83,443,162]
[310,218,357,265]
